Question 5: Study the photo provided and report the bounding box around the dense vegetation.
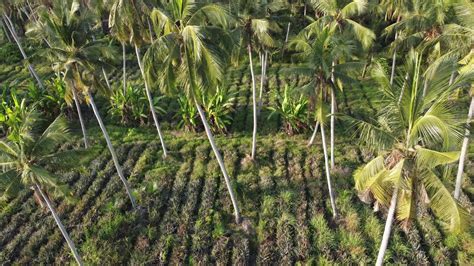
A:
[0,0,473,265]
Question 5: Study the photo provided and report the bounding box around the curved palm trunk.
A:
[248,45,257,160]
[3,13,44,90]
[122,42,127,94]
[72,88,89,148]
[320,123,337,218]
[36,184,83,265]
[135,46,168,158]
[376,186,399,266]
[307,121,319,147]
[87,91,137,209]
[454,96,474,199]
[195,98,241,224]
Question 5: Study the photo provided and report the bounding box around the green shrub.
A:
[268,85,308,135]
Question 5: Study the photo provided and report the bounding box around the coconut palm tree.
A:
[109,0,132,94]
[353,50,473,265]
[36,0,137,209]
[27,0,102,149]
[0,110,91,265]
[233,2,278,160]
[379,0,408,85]
[308,0,375,168]
[0,1,44,89]
[108,0,168,158]
[144,0,241,224]
[288,24,360,218]
[384,0,472,85]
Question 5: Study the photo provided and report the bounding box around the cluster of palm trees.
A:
[0,0,473,265]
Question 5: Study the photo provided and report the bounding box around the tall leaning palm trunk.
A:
[36,184,83,265]
[71,87,89,148]
[320,123,338,218]
[454,96,474,199]
[87,91,137,209]
[195,97,241,224]
[135,46,168,157]
[249,45,257,160]
[376,185,399,266]
[2,13,44,90]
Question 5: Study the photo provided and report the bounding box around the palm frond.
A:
[420,170,469,233]
[30,165,73,201]
[341,0,368,18]
[32,115,70,157]
[345,19,375,49]
[40,148,101,170]
[415,147,459,169]
[0,170,21,201]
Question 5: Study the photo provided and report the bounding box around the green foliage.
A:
[176,95,198,132]
[202,87,236,134]
[0,42,20,64]
[108,85,164,126]
[269,85,308,135]
[0,91,28,141]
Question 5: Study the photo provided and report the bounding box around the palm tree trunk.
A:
[307,121,319,146]
[248,45,258,160]
[390,18,400,86]
[135,46,168,158]
[72,88,89,149]
[2,13,44,90]
[87,91,137,209]
[195,97,241,224]
[35,184,83,265]
[330,61,336,169]
[376,185,399,266]
[390,50,397,85]
[1,19,12,42]
[102,67,111,90]
[304,4,307,16]
[258,51,268,115]
[122,42,127,94]
[320,123,337,218]
[285,22,291,43]
[454,96,474,199]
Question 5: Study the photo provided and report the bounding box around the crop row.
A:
[1,136,469,264]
